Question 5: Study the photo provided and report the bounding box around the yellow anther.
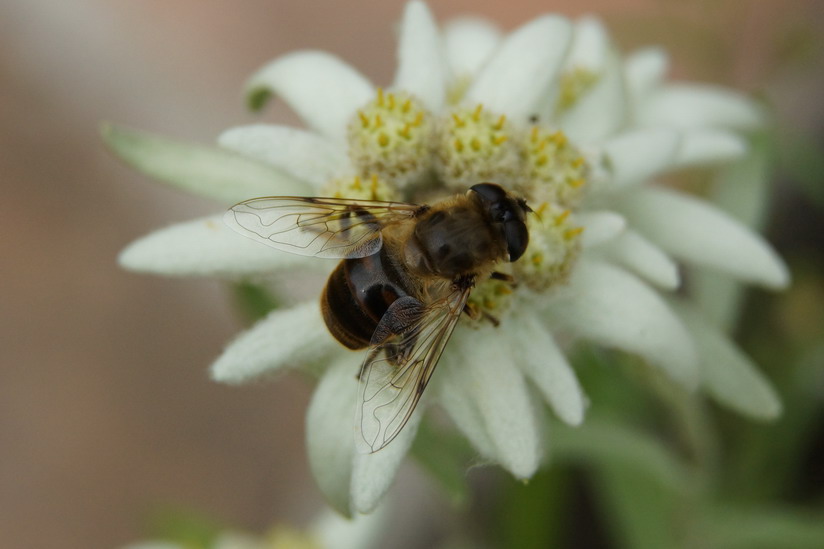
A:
[493,115,506,131]
[564,227,584,240]
[387,93,395,110]
[352,175,362,190]
[472,104,483,121]
[370,173,379,193]
[454,139,464,152]
[536,139,548,152]
[412,112,424,127]
[398,124,411,139]
[452,113,465,127]
[531,253,544,266]
[493,135,509,146]
[498,285,513,295]
[555,210,571,225]
[535,154,548,167]
[470,137,481,151]
[358,111,369,128]
[376,87,384,106]
[572,157,585,168]
[530,126,539,142]
[401,98,412,113]
[378,132,390,147]
[569,178,586,188]
[535,202,549,216]
[551,132,567,147]
[374,114,383,128]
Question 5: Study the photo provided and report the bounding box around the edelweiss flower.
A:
[107,2,788,516]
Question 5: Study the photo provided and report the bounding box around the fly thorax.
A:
[410,207,503,279]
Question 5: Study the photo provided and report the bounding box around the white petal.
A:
[559,51,626,144]
[466,15,572,121]
[119,215,323,278]
[443,17,501,77]
[624,47,668,105]
[435,353,496,459]
[672,129,748,169]
[548,259,699,388]
[674,302,782,419]
[600,128,681,188]
[311,506,388,549]
[211,301,339,384]
[510,309,586,425]
[439,326,543,478]
[638,84,766,130]
[306,357,359,516]
[218,125,349,188]
[102,123,311,204]
[350,407,421,513]
[615,186,789,289]
[393,1,448,112]
[693,146,772,328]
[566,16,609,71]
[596,229,680,290]
[576,210,626,247]
[246,51,374,143]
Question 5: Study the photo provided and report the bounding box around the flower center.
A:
[320,173,399,202]
[521,127,589,208]
[434,104,521,190]
[514,202,583,292]
[555,67,600,113]
[347,89,433,188]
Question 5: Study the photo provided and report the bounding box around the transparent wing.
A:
[224,196,420,259]
[356,282,472,453]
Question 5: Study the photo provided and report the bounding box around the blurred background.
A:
[1,0,822,548]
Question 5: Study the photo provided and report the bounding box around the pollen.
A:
[434,104,521,190]
[514,202,583,292]
[466,267,517,325]
[347,90,433,189]
[556,66,600,113]
[520,126,590,208]
[320,173,399,202]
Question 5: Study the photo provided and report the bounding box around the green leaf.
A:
[146,506,224,549]
[231,281,280,324]
[591,461,683,549]
[101,122,311,204]
[409,418,474,505]
[703,504,824,549]
[552,417,697,494]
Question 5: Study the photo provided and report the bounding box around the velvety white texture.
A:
[103,124,311,204]
[393,1,448,112]
[615,186,789,289]
[119,215,322,278]
[442,17,501,76]
[510,309,586,425]
[218,124,348,188]
[307,357,359,515]
[549,259,699,388]
[211,301,337,384]
[601,128,681,188]
[438,326,543,478]
[465,15,571,121]
[596,229,680,290]
[675,302,782,419]
[246,51,374,143]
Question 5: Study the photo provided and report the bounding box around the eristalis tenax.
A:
[225,183,531,453]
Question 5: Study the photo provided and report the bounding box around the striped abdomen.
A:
[320,247,413,349]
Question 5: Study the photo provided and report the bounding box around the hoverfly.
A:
[225,183,530,452]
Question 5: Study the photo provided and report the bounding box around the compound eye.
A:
[469,183,507,204]
[504,219,529,262]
